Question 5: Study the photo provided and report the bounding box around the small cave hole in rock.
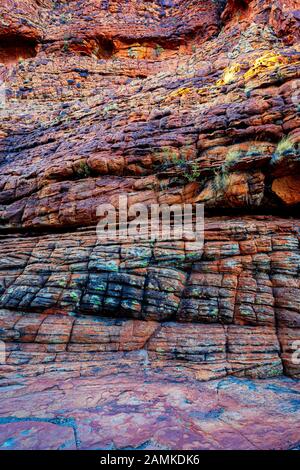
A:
[0,36,38,66]
[70,37,115,59]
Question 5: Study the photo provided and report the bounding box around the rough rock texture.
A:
[1,217,300,380]
[0,0,300,450]
[1,366,300,450]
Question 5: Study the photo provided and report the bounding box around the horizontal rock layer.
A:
[0,310,283,380]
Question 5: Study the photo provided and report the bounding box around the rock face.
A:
[1,216,300,380]
[0,0,300,450]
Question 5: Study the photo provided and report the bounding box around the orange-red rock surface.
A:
[0,0,300,450]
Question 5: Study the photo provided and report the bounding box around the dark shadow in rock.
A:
[0,36,38,66]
